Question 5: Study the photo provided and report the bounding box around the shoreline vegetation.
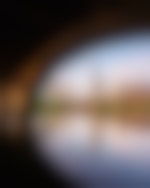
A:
[31,91,150,123]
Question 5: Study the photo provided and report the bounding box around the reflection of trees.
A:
[33,69,150,142]
[35,81,150,119]
[32,68,150,154]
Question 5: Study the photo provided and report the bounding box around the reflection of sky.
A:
[31,34,150,184]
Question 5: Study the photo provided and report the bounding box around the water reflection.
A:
[29,35,150,184]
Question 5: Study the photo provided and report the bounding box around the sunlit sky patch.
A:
[36,34,150,100]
